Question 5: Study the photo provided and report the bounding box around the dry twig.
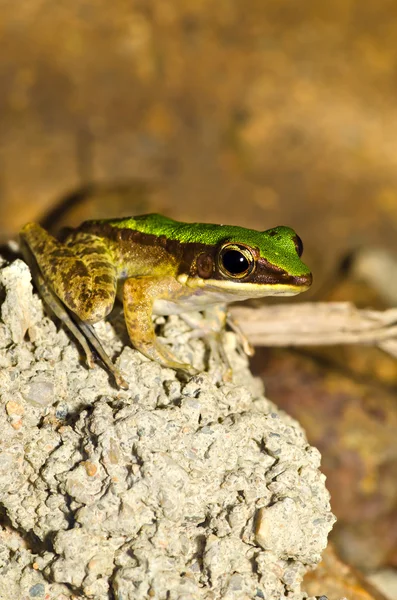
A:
[230,302,397,358]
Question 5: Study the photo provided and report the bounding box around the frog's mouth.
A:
[167,271,312,313]
[191,277,311,299]
[239,271,313,290]
[153,275,311,316]
[184,270,312,294]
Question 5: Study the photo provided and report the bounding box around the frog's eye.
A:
[294,235,304,257]
[218,244,255,278]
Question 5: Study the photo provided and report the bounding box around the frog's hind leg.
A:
[33,267,128,388]
[20,223,117,323]
[24,259,96,368]
[76,320,129,389]
[20,223,127,388]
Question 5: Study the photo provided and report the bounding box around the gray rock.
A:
[0,259,335,600]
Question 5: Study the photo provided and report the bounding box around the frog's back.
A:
[85,213,274,248]
[78,213,309,279]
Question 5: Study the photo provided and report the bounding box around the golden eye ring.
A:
[218,243,256,279]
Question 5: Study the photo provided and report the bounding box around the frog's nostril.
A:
[295,272,313,288]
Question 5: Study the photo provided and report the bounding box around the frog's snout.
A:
[293,271,312,290]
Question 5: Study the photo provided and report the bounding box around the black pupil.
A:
[294,235,304,257]
[222,249,249,275]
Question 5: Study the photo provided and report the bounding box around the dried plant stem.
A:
[230,302,397,358]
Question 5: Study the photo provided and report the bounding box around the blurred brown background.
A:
[2,1,397,598]
[2,0,397,288]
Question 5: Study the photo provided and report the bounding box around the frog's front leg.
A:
[179,304,227,338]
[179,305,233,381]
[179,306,254,381]
[123,276,198,374]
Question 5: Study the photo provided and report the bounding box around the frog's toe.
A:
[222,367,233,382]
[178,363,199,376]
[85,351,96,369]
[134,339,198,376]
[115,372,129,390]
[158,352,198,376]
[157,347,199,376]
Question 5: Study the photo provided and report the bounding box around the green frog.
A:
[20,214,312,388]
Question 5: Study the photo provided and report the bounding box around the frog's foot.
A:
[180,307,254,358]
[179,304,227,339]
[179,307,234,381]
[23,258,98,370]
[205,331,233,382]
[179,313,219,340]
[137,338,199,376]
[77,320,129,389]
[20,230,128,388]
[226,313,254,356]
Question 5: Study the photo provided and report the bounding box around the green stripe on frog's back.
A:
[84,213,311,278]
[103,213,273,247]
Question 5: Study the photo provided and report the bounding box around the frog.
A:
[19,214,312,388]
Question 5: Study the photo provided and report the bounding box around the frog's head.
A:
[179,225,312,300]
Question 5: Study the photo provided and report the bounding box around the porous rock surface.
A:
[0,258,335,600]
